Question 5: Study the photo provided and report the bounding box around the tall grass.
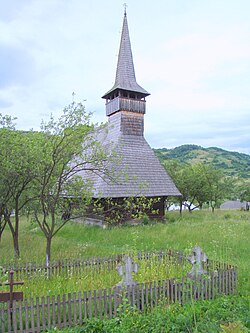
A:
[0,210,249,295]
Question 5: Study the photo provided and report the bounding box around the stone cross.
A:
[115,255,138,288]
[187,246,208,279]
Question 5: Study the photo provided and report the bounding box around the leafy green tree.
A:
[94,196,161,225]
[182,164,204,211]
[237,180,250,210]
[0,113,16,129]
[163,160,184,212]
[0,128,40,256]
[200,164,231,212]
[164,162,204,212]
[164,161,231,213]
[29,102,112,266]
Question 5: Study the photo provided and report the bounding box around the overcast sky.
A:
[0,0,249,154]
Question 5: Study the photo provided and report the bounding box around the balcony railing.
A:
[106,97,146,116]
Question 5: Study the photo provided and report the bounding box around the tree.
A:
[0,113,40,255]
[238,180,250,210]
[93,196,161,225]
[164,162,204,212]
[200,165,231,212]
[30,102,112,266]
[163,160,184,212]
[164,161,231,213]
[0,128,40,256]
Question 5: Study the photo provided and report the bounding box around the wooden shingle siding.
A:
[106,97,146,116]
[121,113,144,136]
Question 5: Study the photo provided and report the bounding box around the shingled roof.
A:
[102,12,150,99]
[79,114,181,198]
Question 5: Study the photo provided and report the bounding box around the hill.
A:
[154,144,250,179]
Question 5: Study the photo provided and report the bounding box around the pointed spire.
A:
[102,11,149,99]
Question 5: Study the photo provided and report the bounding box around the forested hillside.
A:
[154,145,250,179]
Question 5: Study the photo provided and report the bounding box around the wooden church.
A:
[81,10,181,220]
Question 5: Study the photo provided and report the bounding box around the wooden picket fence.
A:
[1,249,229,281]
[0,268,237,333]
[0,249,189,280]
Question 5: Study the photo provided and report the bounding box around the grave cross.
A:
[0,270,24,306]
[187,246,208,279]
[116,255,138,288]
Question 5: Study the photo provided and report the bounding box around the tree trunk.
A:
[5,208,20,258]
[14,206,20,258]
[45,236,52,267]
[13,232,20,258]
[0,216,7,242]
[179,198,182,215]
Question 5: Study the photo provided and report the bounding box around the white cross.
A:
[116,255,138,288]
[187,246,208,278]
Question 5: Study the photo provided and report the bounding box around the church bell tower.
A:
[102,10,150,136]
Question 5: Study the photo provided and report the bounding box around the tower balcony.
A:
[106,97,146,116]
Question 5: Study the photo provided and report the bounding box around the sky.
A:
[0,0,250,155]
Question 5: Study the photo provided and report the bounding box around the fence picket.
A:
[149,281,153,309]
[12,300,17,333]
[6,302,11,332]
[30,298,35,332]
[83,291,87,319]
[67,293,72,327]
[57,294,61,329]
[108,288,112,319]
[46,296,51,329]
[103,289,107,318]
[72,292,77,325]
[41,296,45,331]
[24,299,29,331]
[35,297,39,333]
[62,294,66,327]
[1,304,5,333]
[93,290,97,316]
[88,290,92,318]
[78,292,82,325]
[98,289,102,319]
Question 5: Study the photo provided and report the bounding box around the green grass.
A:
[1,210,249,332]
[1,210,249,297]
[0,256,191,298]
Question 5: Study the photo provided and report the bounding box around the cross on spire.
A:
[123,3,127,16]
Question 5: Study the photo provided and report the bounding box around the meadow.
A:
[0,210,249,332]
